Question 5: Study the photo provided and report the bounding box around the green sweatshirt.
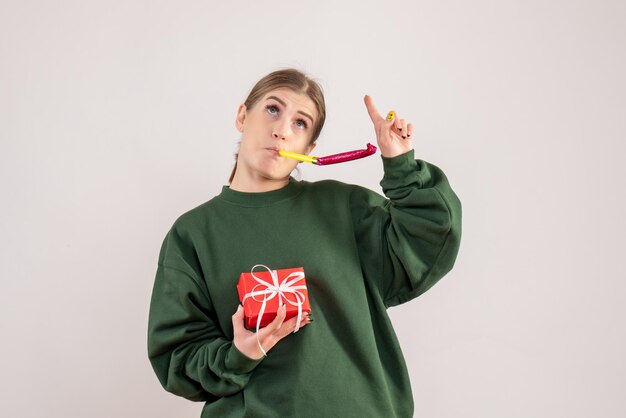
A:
[148,150,462,417]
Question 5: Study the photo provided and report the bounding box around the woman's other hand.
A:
[364,95,414,158]
[232,304,311,360]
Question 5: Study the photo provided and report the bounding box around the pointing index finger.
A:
[364,95,383,123]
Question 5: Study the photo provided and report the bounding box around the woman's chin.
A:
[258,163,297,181]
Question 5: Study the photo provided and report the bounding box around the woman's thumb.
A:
[232,304,244,322]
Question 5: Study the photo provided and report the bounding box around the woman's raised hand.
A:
[232,304,311,360]
[364,95,414,158]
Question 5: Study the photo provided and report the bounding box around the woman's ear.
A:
[235,104,247,132]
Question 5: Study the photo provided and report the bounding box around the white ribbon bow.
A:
[241,264,307,356]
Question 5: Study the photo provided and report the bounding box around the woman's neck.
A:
[229,172,290,193]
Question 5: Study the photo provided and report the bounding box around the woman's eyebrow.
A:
[266,95,314,125]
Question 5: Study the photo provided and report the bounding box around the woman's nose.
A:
[272,119,290,140]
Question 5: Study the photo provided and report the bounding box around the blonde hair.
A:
[229,68,326,183]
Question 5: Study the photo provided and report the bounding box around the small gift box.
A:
[237,264,311,331]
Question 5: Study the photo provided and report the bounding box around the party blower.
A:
[279,143,377,166]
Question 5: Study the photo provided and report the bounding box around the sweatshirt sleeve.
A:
[351,149,462,307]
[147,227,263,402]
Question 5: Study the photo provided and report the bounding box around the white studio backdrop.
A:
[1,1,625,417]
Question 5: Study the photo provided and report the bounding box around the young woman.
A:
[148,68,462,417]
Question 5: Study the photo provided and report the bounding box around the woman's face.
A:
[234,88,317,184]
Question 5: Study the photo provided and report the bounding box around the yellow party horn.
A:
[278,143,377,166]
[278,150,318,164]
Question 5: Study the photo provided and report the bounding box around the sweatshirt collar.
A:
[218,177,303,207]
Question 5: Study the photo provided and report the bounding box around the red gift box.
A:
[237,264,311,330]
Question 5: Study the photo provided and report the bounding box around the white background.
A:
[1,1,625,417]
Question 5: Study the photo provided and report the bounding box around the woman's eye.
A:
[296,120,308,129]
[266,105,278,115]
